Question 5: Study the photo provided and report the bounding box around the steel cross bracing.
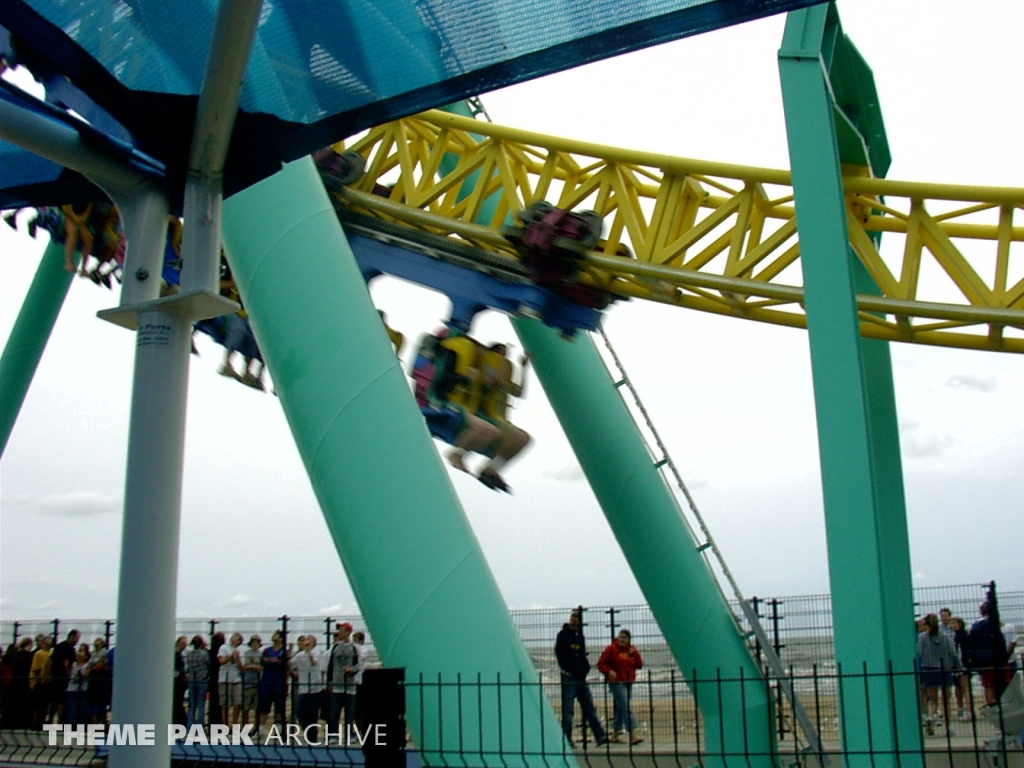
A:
[595,325,826,763]
[332,109,1024,354]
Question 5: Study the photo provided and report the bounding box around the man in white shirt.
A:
[292,635,324,732]
[326,622,358,732]
[218,632,244,726]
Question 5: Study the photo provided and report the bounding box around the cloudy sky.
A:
[2,1,1023,624]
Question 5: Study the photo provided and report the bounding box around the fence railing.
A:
[4,584,1022,678]
[2,666,1022,767]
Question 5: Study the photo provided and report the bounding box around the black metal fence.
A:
[732,584,1024,677]
[7,583,1019,680]
[1,666,1022,767]
[2,582,1022,766]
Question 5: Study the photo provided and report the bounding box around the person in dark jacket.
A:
[7,639,34,729]
[173,636,188,726]
[85,654,112,724]
[949,617,972,721]
[49,629,79,724]
[208,632,225,726]
[969,602,1012,706]
[554,611,607,746]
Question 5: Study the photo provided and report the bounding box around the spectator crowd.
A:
[1,599,1020,745]
[915,601,1020,735]
[0,623,370,738]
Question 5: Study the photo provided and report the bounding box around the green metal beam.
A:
[515,318,774,768]
[0,241,75,457]
[441,98,775,764]
[778,5,920,765]
[221,157,569,767]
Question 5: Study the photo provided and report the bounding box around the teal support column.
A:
[515,318,773,768]
[439,100,503,226]
[778,5,920,764]
[439,98,772,763]
[0,241,74,456]
[221,158,569,768]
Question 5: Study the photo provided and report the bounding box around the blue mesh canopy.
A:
[0,0,824,208]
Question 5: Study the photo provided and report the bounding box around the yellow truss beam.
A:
[336,110,1024,354]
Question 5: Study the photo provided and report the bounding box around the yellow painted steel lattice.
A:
[334,110,1024,354]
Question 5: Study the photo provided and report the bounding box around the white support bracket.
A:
[97,289,239,331]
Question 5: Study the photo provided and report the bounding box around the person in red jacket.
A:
[597,629,644,744]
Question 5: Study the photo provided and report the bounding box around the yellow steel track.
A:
[335,109,1024,354]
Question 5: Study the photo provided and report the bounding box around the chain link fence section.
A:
[4,584,1021,678]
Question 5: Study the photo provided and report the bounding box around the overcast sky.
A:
[2,1,1023,624]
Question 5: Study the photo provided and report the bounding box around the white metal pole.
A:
[109,4,262,764]
[0,86,179,768]
[102,182,176,768]
[108,309,190,768]
[1,7,261,766]
[0,99,152,195]
[179,0,264,295]
[117,186,172,308]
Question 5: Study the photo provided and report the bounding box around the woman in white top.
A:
[66,644,91,726]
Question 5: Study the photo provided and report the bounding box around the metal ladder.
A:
[595,324,826,765]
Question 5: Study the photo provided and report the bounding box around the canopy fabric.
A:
[0,0,825,209]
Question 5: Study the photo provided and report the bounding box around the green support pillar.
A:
[439,101,502,226]
[0,241,75,456]
[778,5,920,764]
[515,318,773,768]
[221,158,569,767]
[441,97,772,764]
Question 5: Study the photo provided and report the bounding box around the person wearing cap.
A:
[218,632,245,727]
[325,623,359,732]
